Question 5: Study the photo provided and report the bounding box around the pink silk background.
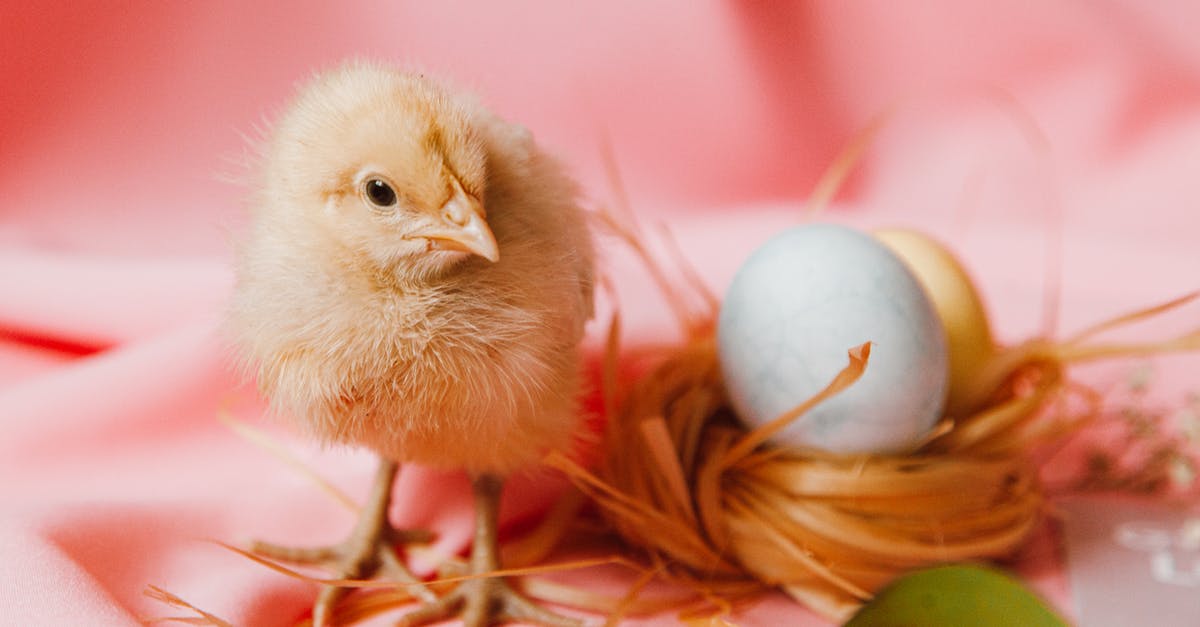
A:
[2,2,1198,625]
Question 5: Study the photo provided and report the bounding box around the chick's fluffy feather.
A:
[229,63,594,475]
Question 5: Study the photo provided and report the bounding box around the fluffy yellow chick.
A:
[228,62,594,627]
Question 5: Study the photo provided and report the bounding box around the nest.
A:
[555,329,1071,620]
[547,189,1200,621]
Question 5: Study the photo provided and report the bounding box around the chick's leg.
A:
[397,473,581,627]
[252,457,436,626]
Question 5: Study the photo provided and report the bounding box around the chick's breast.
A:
[230,105,594,477]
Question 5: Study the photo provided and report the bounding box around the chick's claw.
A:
[395,473,582,627]
[249,458,437,626]
[397,577,581,627]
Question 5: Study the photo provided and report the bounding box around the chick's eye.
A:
[363,178,397,208]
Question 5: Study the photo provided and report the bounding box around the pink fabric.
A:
[3,2,1198,624]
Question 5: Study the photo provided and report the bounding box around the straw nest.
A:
[547,206,1200,622]
[555,332,1063,621]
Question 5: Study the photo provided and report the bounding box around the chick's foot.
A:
[397,473,580,627]
[250,458,436,626]
[397,573,579,627]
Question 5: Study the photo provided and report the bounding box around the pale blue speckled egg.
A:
[717,224,948,454]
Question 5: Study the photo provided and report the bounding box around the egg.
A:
[717,224,948,454]
[873,228,994,416]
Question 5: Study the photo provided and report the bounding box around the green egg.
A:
[844,564,1068,627]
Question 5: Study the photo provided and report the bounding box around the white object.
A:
[717,224,948,453]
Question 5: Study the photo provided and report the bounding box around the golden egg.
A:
[874,228,994,416]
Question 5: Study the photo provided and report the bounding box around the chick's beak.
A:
[422,188,499,262]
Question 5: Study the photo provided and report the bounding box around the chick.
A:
[228,62,594,626]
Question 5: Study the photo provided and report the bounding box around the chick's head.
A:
[262,64,497,276]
